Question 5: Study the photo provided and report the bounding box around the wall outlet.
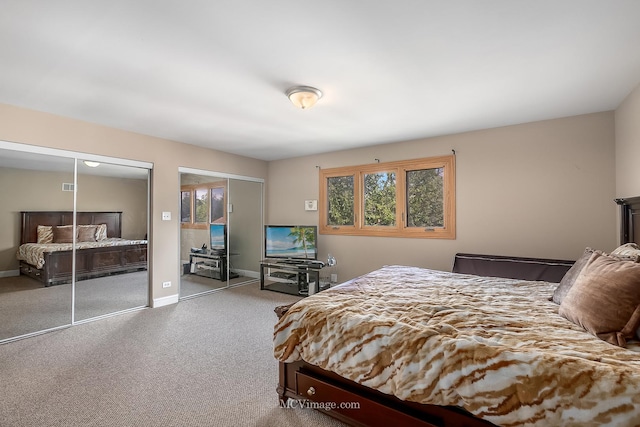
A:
[162,211,171,221]
[330,273,338,283]
[162,281,171,288]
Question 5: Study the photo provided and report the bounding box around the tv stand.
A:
[260,259,327,296]
[189,251,239,281]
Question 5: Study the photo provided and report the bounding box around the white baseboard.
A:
[152,293,179,308]
[0,270,19,278]
[233,269,259,279]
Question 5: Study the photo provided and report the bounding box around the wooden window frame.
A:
[319,155,455,239]
[180,182,227,230]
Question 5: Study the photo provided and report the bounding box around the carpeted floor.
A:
[179,273,257,299]
[0,282,346,427]
[0,272,148,341]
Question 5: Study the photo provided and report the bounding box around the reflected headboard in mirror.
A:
[20,211,123,244]
[615,197,640,245]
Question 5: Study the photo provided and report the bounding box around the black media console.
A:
[260,259,327,296]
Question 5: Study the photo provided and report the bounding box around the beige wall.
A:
[0,102,624,293]
[615,82,640,199]
[0,103,268,302]
[0,167,147,271]
[267,112,617,282]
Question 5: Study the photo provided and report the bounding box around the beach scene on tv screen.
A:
[210,225,225,249]
[266,226,316,258]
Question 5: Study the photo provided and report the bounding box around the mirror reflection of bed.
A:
[0,151,150,342]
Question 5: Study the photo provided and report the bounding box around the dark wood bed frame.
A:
[19,211,147,287]
[277,198,640,427]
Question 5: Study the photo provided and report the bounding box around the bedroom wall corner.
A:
[614,81,640,199]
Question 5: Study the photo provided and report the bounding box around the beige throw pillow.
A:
[37,225,54,244]
[52,225,75,243]
[77,225,97,242]
[95,224,108,241]
[559,251,640,347]
[610,243,640,261]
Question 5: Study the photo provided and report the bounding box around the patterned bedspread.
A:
[17,238,148,269]
[273,265,640,427]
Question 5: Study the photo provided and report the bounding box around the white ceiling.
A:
[1,0,640,161]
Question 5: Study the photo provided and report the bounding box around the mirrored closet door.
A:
[179,170,263,299]
[227,178,263,286]
[0,142,151,344]
[74,160,149,322]
[0,149,74,341]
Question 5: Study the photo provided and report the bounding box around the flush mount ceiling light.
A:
[83,161,100,168]
[286,86,323,110]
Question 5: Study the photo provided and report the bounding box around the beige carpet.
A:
[0,282,346,427]
[0,272,148,341]
[179,273,256,299]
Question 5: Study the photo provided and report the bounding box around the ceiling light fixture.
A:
[286,86,323,110]
[83,161,100,168]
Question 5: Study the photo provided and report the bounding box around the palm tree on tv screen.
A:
[289,227,315,258]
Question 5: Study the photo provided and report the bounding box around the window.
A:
[319,155,455,238]
[181,182,226,229]
[180,191,191,223]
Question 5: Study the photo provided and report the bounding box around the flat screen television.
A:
[210,223,227,254]
[265,225,317,260]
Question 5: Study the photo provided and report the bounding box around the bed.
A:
[17,211,147,287]
[274,197,640,427]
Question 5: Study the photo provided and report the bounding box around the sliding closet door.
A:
[178,171,264,297]
[73,160,149,322]
[0,149,74,341]
[227,178,263,285]
[179,174,230,298]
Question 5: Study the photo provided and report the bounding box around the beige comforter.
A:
[17,239,147,269]
[273,265,640,427]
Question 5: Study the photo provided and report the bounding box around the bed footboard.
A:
[20,244,147,286]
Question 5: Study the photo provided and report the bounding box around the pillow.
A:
[95,223,107,241]
[552,247,639,304]
[77,225,97,242]
[36,225,53,244]
[552,248,597,304]
[52,225,76,243]
[559,251,640,347]
[610,243,640,261]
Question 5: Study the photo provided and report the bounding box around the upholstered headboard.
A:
[452,253,575,283]
[20,211,123,244]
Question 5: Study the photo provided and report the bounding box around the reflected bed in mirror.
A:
[17,211,147,287]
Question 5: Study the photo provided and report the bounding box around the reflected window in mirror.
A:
[181,191,191,223]
[181,182,226,229]
[210,187,225,223]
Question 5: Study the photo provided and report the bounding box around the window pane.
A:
[364,172,396,226]
[181,191,191,223]
[210,187,225,223]
[406,168,444,227]
[327,176,354,226]
[195,189,208,223]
